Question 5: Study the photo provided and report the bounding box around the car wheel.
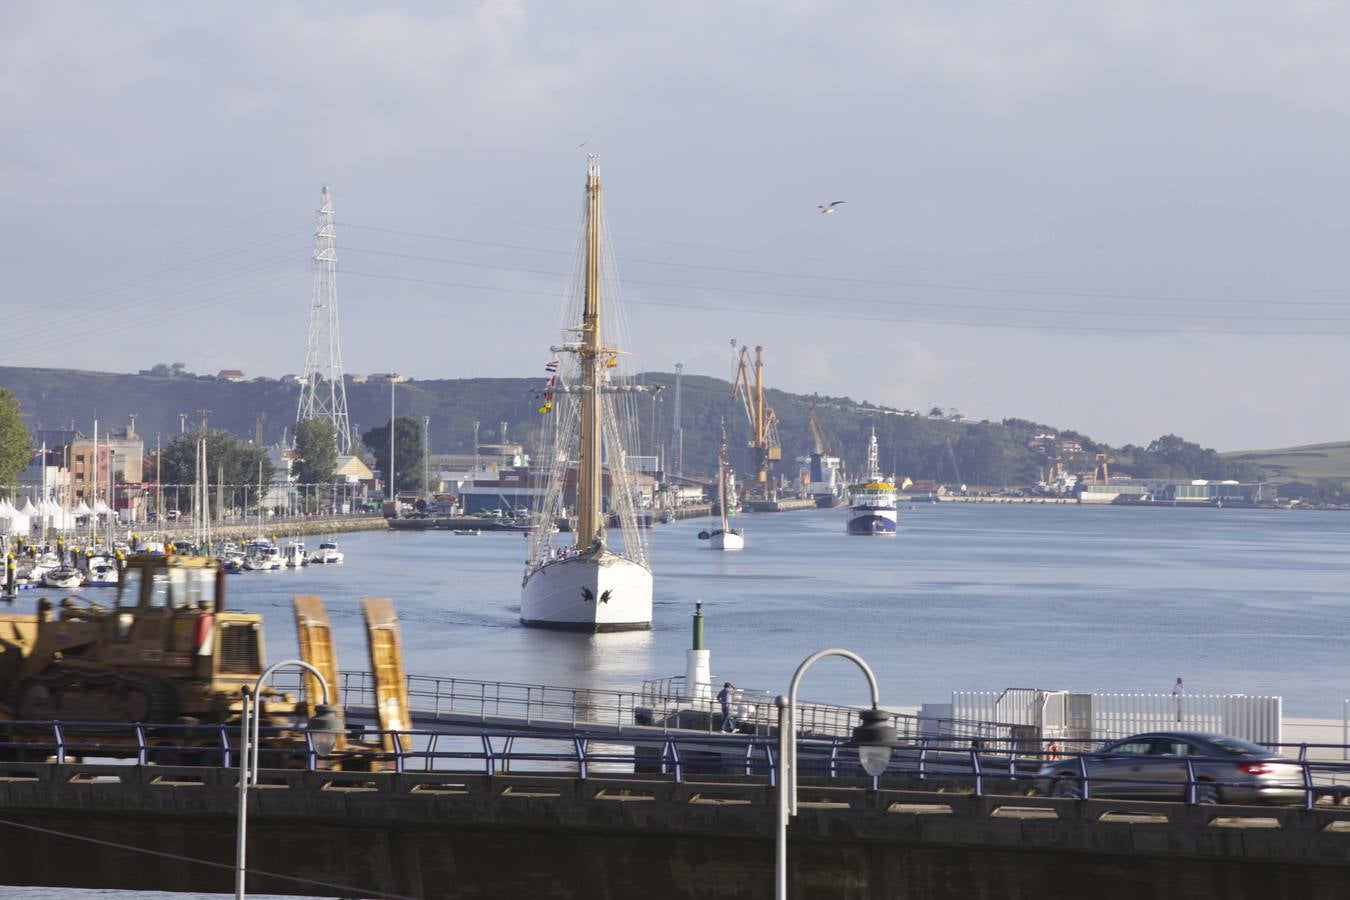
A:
[1051,777,1084,799]
[1194,782,1221,805]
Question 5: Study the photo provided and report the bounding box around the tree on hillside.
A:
[363,417,426,495]
[1116,434,1263,481]
[0,388,32,490]
[293,418,338,485]
[158,430,274,510]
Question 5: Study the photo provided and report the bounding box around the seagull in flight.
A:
[818,201,845,214]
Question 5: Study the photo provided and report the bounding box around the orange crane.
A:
[730,340,782,500]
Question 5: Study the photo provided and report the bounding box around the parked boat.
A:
[453,528,481,536]
[17,550,60,585]
[283,541,309,568]
[846,427,897,536]
[700,420,744,551]
[84,554,120,587]
[311,541,344,564]
[521,157,656,632]
[41,564,84,589]
[243,541,283,571]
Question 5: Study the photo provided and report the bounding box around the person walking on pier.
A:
[1172,677,1184,723]
[717,681,737,733]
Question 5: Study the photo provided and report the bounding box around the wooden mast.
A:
[576,159,604,547]
[719,420,729,532]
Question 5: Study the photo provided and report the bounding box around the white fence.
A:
[953,688,1282,745]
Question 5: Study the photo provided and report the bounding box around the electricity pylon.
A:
[297,185,354,454]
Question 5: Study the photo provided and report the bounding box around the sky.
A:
[3,1,1350,452]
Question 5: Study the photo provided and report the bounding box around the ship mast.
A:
[576,159,604,547]
[867,426,880,481]
[719,419,729,531]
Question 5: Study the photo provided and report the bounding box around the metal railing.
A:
[955,688,1283,744]
[4,720,1350,809]
[642,675,1020,743]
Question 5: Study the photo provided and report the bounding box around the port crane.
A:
[730,340,781,501]
[808,406,831,457]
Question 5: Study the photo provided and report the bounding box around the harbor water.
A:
[215,504,1350,717]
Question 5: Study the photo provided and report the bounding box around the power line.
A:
[0,814,418,900]
[338,220,1350,308]
[341,245,1350,322]
[338,268,1350,337]
[18,224,309,320]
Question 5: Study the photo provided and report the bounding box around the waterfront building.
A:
[1078,479,1275,505]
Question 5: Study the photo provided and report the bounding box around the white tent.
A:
[73,499,92,517]
[93,498,113,516]
[16,497,37,516]
[37,499,76,532]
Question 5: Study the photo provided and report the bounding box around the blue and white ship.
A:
[846,428,897,536]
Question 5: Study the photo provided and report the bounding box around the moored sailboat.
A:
[521,157,655,632]
[700,420,744,551]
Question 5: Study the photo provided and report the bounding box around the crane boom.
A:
[729,341,781,500]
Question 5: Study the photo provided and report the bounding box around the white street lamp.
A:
[775,648,896,900]
[235,659,343,900]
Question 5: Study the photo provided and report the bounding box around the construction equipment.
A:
[730,341,782,501]
[0,554,411,770]
[0,555,284,728]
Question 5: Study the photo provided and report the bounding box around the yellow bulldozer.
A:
[0,553,410,768]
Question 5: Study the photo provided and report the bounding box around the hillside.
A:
[1221,442,1350,485]
[0,365,1257,487]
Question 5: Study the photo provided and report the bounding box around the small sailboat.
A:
[521,157,656,632]
[699,420,744,551]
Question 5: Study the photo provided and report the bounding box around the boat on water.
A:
[846,427,897,536]
[311,540,344,564]
[453,528,481,536]
[41,564,84,589]
[243,540,284,571]
[700,420,744,551]
[521,157,656,632]
[84,554,120,587]
[283,540,308,568]
[16,550,60,585]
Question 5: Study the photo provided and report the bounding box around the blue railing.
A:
[2,721,1349,808]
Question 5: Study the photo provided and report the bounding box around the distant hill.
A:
[0,364,1259,487]
[1221,442,1350,484]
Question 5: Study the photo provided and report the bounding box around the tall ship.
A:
[846,428,897,536]
[521,157,655,632]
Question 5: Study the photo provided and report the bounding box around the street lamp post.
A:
[235,659,343,900]
[775,648,896,900]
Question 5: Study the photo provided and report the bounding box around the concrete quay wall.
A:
[1,763,1350,898]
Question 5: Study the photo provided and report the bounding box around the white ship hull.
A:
[707,529,744,551]
[521,546,652,632]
